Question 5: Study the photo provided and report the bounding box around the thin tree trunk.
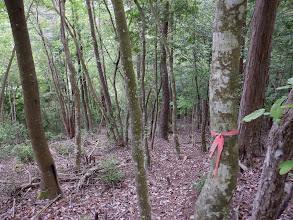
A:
[238,0,279,164]
[150,25,159,150]
[193,0,246,218]
[5,0,63,199]
[149,0,169,141]
[134,0,151,167]
[251,89,293,220]
[111,0,152,218]
[86,0,123,145]
[59,0,82,168]
[149,0,180,155]
[51,0,117,141]
[35,9,72,137]
[201,98,207,152]
[0,0,34,124]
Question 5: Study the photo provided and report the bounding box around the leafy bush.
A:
[0,120,28,146]
[12,144,35,163]
[99,156,124,185]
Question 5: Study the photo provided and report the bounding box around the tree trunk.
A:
[193,0,246,219]
[134,0,151,168]
[111,0,152,219]
[157,2,170,141]
[150,25,159,150]
[238,0,279,164]
[201,98,207,152]
[59,0,82,168]
[5,0,63,199]
[251,89,293,220]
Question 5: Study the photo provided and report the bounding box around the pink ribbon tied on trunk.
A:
[209,129,238,178]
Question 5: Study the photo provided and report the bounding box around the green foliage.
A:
[279,160,293,175]
[12,144,35,163]
[45,131,54,140]
[55,144,75,156]
[99,156,124,185]
[191,172,207,193]
[0,145,13,160]
[0,120,28,146]
[241,109,266,123]
[241,77,293,125]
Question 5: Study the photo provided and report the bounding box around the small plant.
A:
[0,145,14,160]
[191,172,207,193]
[99,156,124,185]
[55,144,75,156]
[45,131,54,140]
[12,144,35,163]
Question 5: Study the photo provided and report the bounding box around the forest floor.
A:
[0,123,292,220]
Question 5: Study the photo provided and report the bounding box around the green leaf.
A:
[274,118,282,125]
[288,77,293,85]
[241,109,265,123]
[270,105,283,119]
[263,112,271,116]
[277,85,292,90]
[270,96,287,120]
[279,160,293,175]
[281,104,293,109]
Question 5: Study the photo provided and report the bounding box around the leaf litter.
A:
[0,124,292,219]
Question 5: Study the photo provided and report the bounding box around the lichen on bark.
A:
[194,0,246,219]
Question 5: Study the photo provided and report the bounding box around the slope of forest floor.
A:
[0,123,292,220]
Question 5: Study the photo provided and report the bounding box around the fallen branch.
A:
[76,165,101,189]
[238,160,248,172]
[11,198,15,219]
[31,194,61,220]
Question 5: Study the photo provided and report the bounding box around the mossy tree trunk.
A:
[193,0,246,219]
[111,0,152,219]
[134,0,151,168]
[251,89,293,220]
[4,0,63,199]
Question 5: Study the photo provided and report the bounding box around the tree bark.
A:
[153,1,170,141]
[201,99,207,152]
[4,0,63,199]
[150,25,159,150]
[193,0,246,219]
[134,0,151,168]
[238,0,279,163]
[111,0,152,219]
[251,89,293,220]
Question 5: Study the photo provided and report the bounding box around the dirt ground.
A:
[0,124,292,219]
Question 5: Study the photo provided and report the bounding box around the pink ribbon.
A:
[209,129,238,177]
